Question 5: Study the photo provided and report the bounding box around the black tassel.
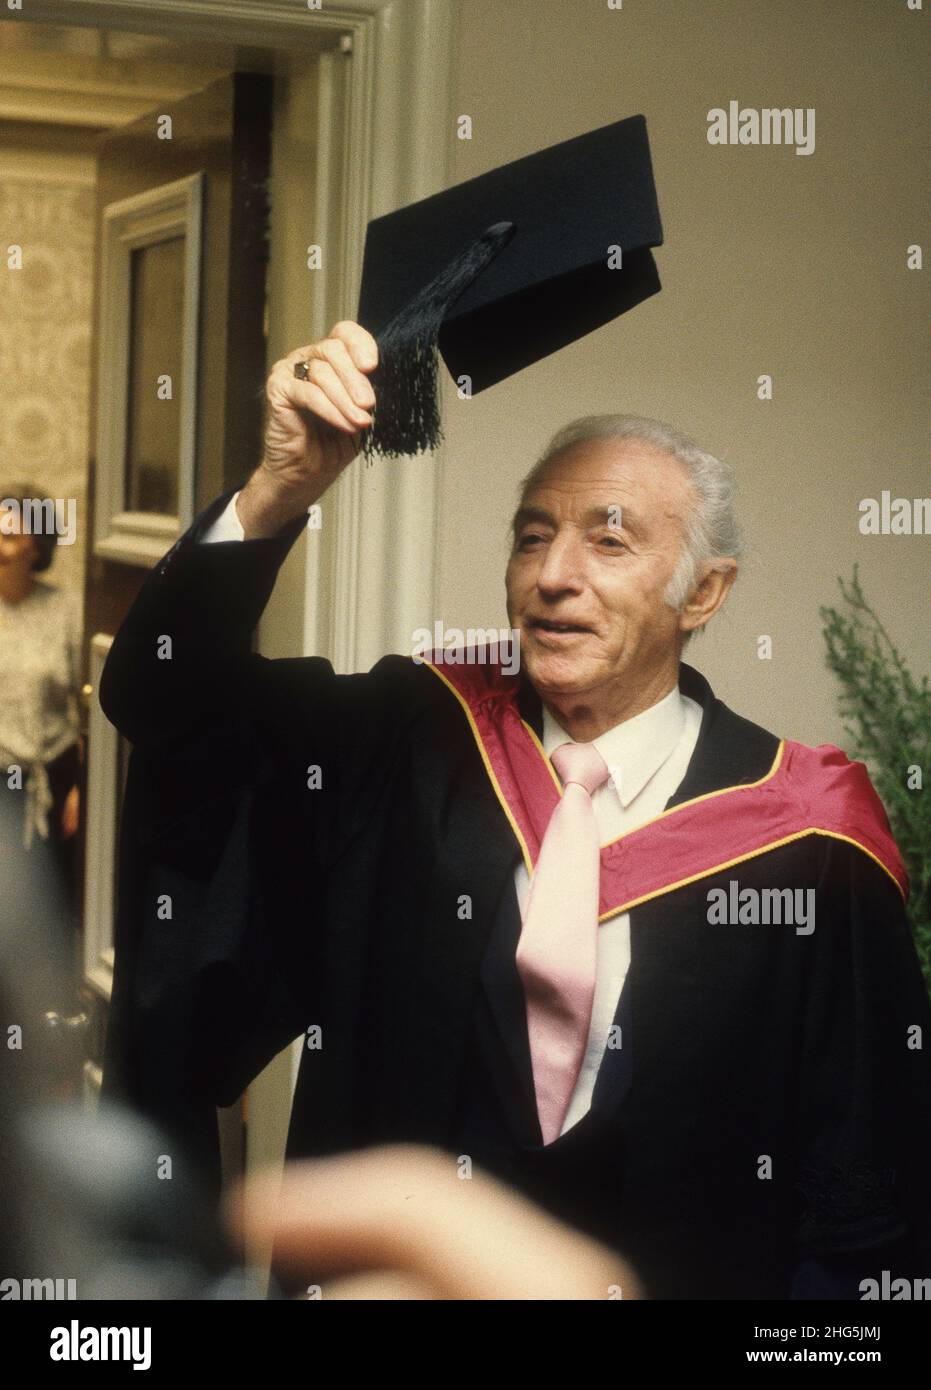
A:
[363,220,516,460]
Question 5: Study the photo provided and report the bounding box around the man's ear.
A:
[678,560,738,637]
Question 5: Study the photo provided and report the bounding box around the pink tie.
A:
[515,740,611,1145]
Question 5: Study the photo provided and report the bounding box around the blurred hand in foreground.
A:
[227,1143,642,1301]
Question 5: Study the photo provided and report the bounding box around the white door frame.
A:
[24,0,455,673]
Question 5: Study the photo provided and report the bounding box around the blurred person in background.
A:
[0,482,82,982]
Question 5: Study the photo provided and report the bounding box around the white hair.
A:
[516,414,743,623]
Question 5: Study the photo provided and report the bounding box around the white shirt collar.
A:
[541,683,687,808]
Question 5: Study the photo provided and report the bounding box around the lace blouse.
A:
[0,581,81,848]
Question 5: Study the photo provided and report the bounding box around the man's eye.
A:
[517,532,545,549]
[599,534,628,550]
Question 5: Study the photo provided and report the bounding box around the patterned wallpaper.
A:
[0,171,94,602]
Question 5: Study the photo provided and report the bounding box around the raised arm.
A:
[100,323,379,750]
[98,326,418,1157]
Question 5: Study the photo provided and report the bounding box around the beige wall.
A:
[435,0,928,747]
[0,127,96,606]
[257,50,322,663]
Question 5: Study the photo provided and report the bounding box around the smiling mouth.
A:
[529,618,592,636]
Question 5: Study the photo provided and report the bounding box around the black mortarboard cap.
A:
[356,114,663,459]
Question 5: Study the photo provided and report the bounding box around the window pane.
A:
[124,236,185,515]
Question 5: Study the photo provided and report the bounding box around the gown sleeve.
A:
[791,831,931,1291]
[99,490,418,1191]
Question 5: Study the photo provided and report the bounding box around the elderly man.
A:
[101,322,930,1300]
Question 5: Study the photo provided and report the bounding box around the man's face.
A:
[505,438,694,707]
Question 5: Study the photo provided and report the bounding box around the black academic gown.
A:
[100,487,931,1300]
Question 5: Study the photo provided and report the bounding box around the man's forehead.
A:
[525,471,644,501]
[527,446,684,506]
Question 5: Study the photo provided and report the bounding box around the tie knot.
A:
[550,740,610,798]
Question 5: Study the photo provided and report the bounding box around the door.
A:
[77,71,273,1197]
